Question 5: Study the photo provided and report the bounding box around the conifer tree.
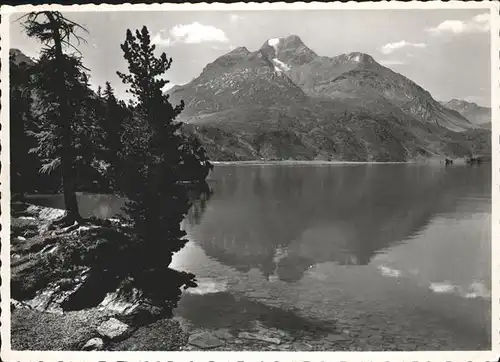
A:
[10,53,34,198]
[117,26,189,267]
[116,26,212,307]
[178,132,213,182]
[98,81,128,190]
[21,11,89,222]
[29,51,100,191]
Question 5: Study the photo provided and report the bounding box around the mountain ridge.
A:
[171,35,474,132]
[10,43,489,163]
[441,99,491,128]
[168,35,488,161]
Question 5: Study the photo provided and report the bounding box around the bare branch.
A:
[13,13,30,23]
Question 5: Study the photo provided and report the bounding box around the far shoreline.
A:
[211,160,409,165]
[209,159,466,166]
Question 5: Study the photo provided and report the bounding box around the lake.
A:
[174,164,491,350]
[25,163,491,350]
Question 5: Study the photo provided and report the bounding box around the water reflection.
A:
[25,193,127,219]
[184,164,491,283]
[24,184,214,321]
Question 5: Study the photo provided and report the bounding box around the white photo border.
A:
[1,1,499,361]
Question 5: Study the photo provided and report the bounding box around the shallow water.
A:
[173,164,492,350]
[25,164,492,350]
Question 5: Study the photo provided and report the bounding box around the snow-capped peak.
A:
[268,38,281,53]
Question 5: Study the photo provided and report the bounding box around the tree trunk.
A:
[47,12,81,222]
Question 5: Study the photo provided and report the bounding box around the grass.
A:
[12,307,188,351]
[11,308,110,351]
[109,318,189,351]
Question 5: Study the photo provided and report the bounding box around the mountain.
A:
[169,45,308,117]
[11,43,489,163]
[10,48,35,67]
[271,42,473,132]
[170,35,488,161]
[441,99,491,129]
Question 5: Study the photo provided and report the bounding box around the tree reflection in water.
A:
[52,182,214,325]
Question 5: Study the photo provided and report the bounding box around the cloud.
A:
[152,22,229,47]
[379,40,427,55]
[426,12,490,35]
[151,30,172,47]
[229,14,243,23]
[379,59,406,66]
[210,44,234,51]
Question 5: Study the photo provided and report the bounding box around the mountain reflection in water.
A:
[183,164,491,284]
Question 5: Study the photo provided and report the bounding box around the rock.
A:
[10,299,32,311]
[73,225,100,235]
[238,331,281,345]
[98,289,143,315]
[28,205,66,222]
[213,328,234,340]
[97,318,130,340]
[325,333,350,342]
[82,337,104,351]
[247,291,272,299]
[25,271,90,312]
[358,330,373,338]
[18,216,36,221]
[293,341,313,351]
[400,342,417,349]
[40,244,58,254]
[252,321,292,341]
[56,221,80,234]
[188,332,224,349]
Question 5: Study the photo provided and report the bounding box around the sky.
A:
[9,8,492,106]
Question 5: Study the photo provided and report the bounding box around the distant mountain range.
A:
[10,42,491,162]
[440,99,491,129]
[169,35,490,161]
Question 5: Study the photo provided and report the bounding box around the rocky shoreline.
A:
[11,203,355,351]
[10,202,193,351]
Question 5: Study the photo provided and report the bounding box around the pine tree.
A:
[178,132,213,182]
[117,26,188,264]
[29,52,99,192]
[21,11,89,222]
[98,81,128,190]
[115,26,211,306]
[10,53,34,199]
